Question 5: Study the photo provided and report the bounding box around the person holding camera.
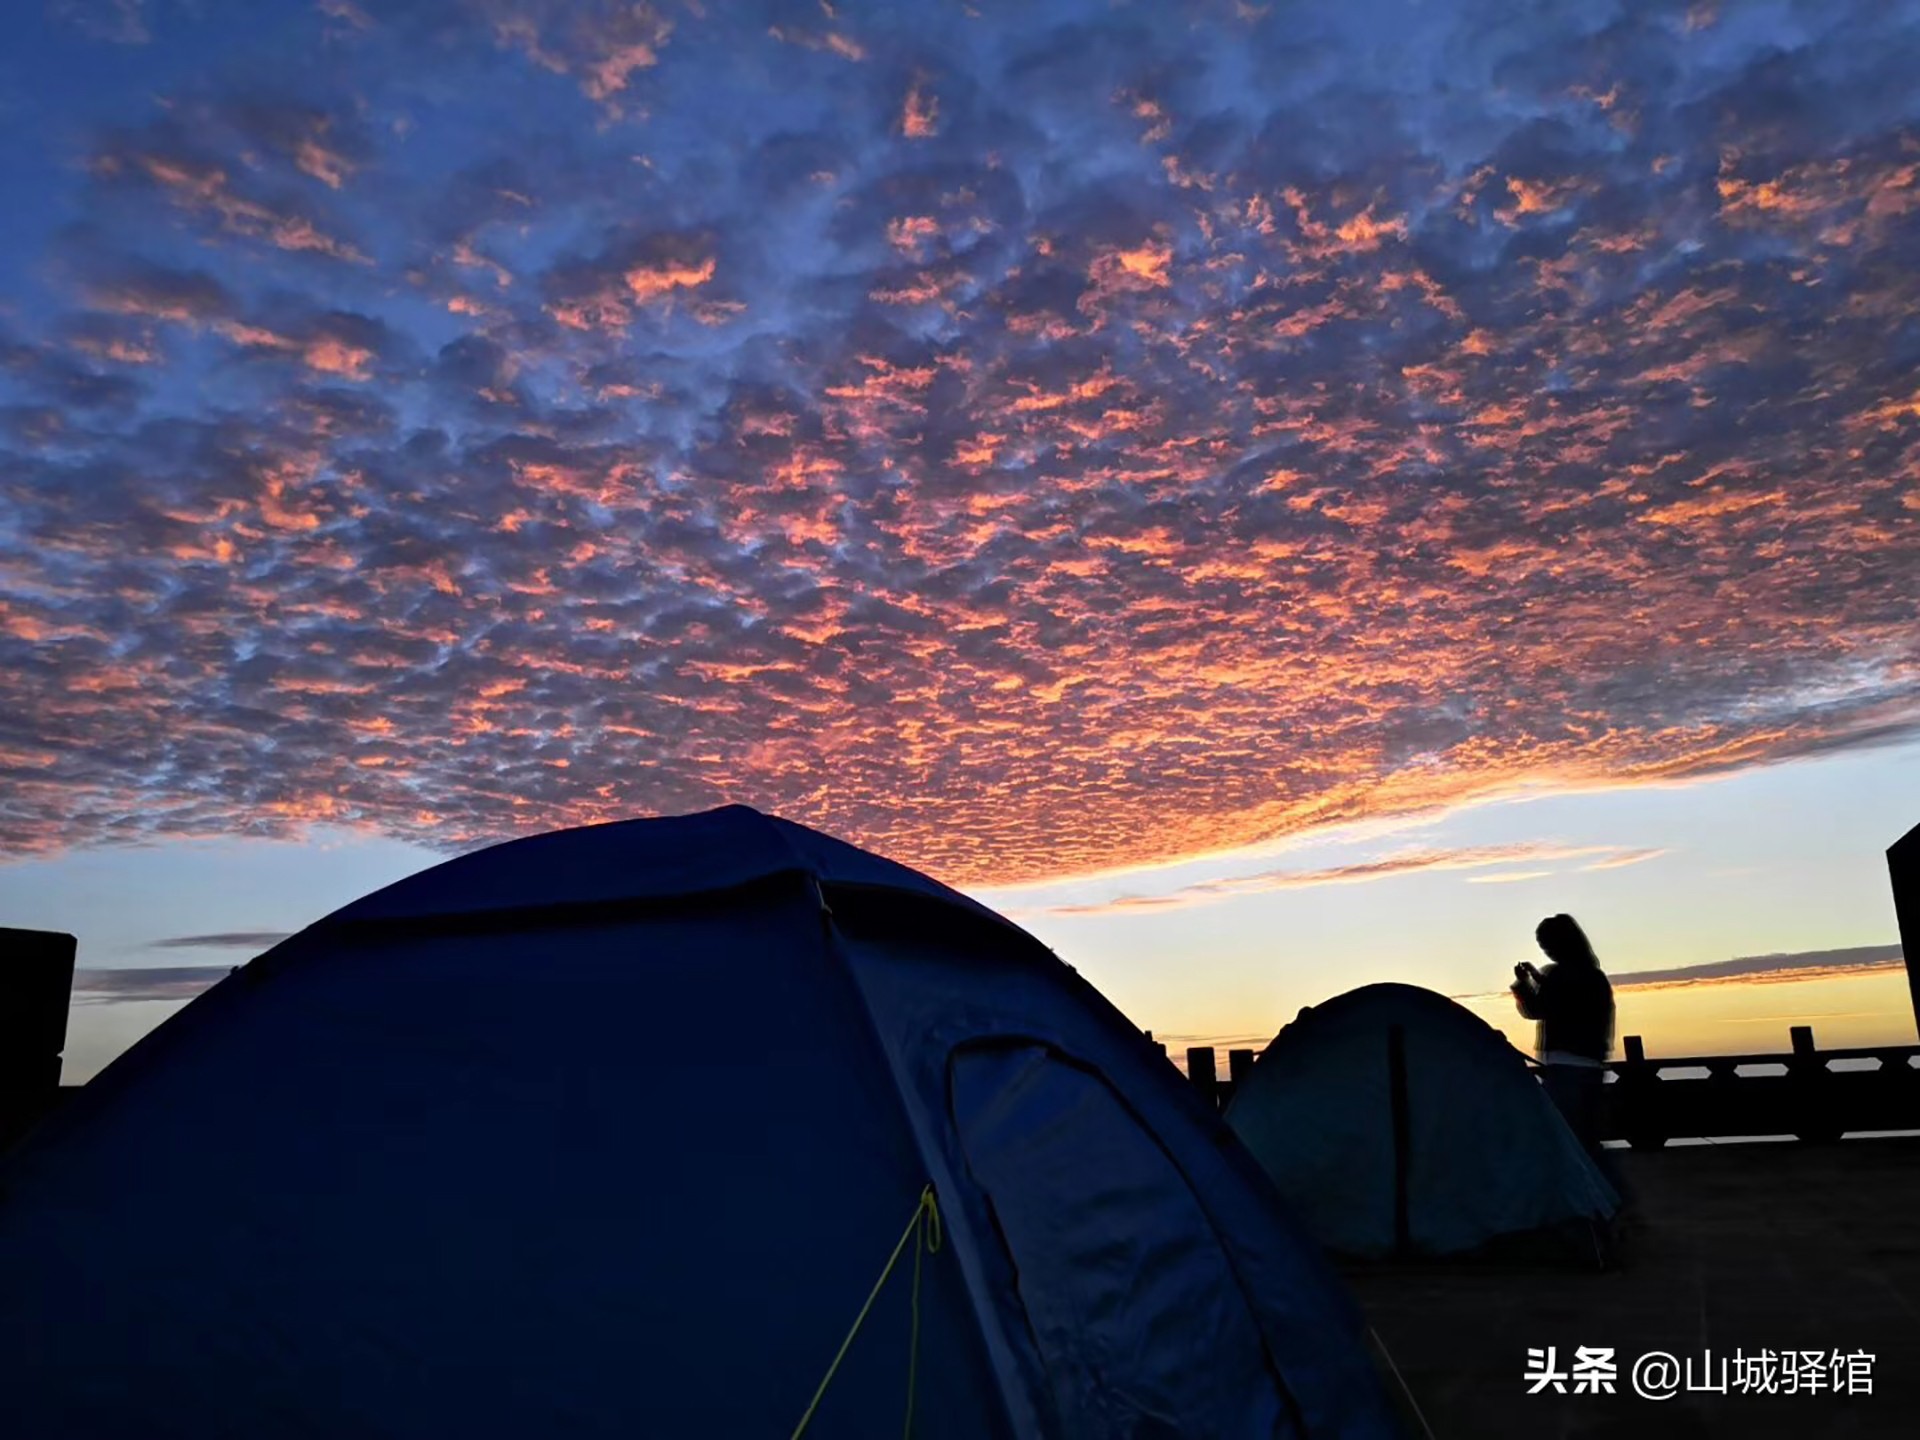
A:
[1512,913,1614,1161]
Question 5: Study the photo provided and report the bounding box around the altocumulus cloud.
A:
[1,0,1918,888]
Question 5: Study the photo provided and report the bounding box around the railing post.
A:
[1228,1048,1254,1087]
[1187,1046,1219,1109]
[1617,1033,1665,1150]
[1789,1024,1839,1144]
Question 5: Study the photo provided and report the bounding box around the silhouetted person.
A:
[1512,914,1614,1161]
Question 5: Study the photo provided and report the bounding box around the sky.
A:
[1,0,1917,1080]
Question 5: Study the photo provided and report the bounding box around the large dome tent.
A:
[1226,983,1618,1262]
[0,806,1400,1438]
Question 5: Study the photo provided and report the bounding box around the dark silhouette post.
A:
[1787,1024,1839,1144]
[0,928,76,1150]
[1616,1033,1665,1150]
[1890,824,1919,1037]
[1228,1047,1254,1088]
[1187,1046,1218,1108]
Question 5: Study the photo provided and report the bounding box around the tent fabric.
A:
[319,803,1015,931]
[949,1043,1290,1437]
[1225,983,1619,1260]
[0,806,1399,1438]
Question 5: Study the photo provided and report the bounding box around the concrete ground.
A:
[1344,1137,1920,1439]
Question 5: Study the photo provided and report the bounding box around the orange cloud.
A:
[625,255,715,302]
[303,337,373,379]
[901,81,938,139]
[294,136,354,190]
[128,151,369,262]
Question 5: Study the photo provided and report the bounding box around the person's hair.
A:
[1535,913,1599,967]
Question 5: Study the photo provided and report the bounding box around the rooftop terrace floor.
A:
[1345,1137,1920,1439]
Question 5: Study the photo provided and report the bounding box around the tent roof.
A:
[322,804,1012,932]
[1258,980,1534,1061]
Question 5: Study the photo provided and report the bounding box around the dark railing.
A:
[1160,1025,1920,1146]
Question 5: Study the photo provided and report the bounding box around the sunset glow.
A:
[2,1,1917,1073]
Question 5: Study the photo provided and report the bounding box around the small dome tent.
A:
[0,807,1399,1438]
[1225,984,1618,1261]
